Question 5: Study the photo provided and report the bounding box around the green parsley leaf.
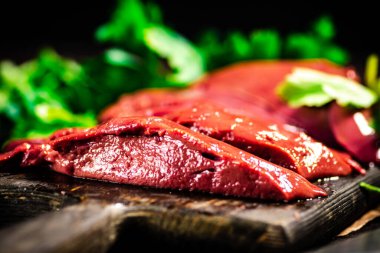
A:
[313,16,335,41]
[35,103,95,126]
[277,68,378,108]
[0,50,97,140]
[95,0,160,47]
[285,34,321,59]
[322,45,349,66]
[284,16,349,65]
[144,26,204,85]
[250,30,281,59]
[104,48,141,69]
[228,32,252,60]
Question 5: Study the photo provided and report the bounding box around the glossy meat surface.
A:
[165,103,364,180]
[0,117,326,201]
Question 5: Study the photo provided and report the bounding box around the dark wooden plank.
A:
[0,167,379,252]
[0,201,159,253]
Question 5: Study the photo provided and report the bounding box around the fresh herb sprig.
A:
[277,68,378,108]
[0,50,96,141]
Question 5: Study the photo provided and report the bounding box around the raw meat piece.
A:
[165,103,365,180]
[0,117,327,201]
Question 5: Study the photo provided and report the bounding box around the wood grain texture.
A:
[0,167,379,252]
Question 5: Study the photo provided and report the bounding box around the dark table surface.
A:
[0,167,380,253]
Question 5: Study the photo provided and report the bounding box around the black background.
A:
[0,1,379,71]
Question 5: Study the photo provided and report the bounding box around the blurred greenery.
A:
[0,50,96,141]
[284,16,349,65]
[250,30,281,59]
[197,15,348,70]
[0,0,350,145]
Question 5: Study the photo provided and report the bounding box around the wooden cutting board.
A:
[0,167,379,253]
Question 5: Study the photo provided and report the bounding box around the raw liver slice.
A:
[0,117,326,201]
[98,88,203,122]
[165,103,365,180]
[99,88,281,125]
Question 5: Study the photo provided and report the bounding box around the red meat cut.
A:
[0,117,326,201]
[164,103,364,180]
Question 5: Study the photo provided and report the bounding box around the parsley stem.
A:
[360,182,380,193]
